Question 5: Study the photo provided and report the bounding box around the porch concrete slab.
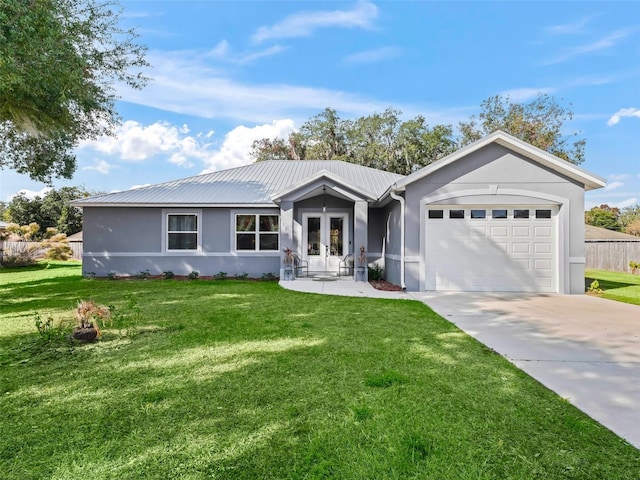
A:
[279,277,409,299]
[412,292,640,449]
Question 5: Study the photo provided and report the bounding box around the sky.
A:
[1,0,639,210]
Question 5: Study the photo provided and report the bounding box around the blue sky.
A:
[2,0,639,209]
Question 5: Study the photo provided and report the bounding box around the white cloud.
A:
[615,197,639,209]
[543,29,633,65]
[498,87,556,102]
[78,120,218,169]
[82,160,114,175]
[604,181,624,191]
[200,119,296,173]
[608,173,629,182]
[607,107,640,126]
[118,49,468,127]
[9,187,52,201]
[121,55,390,124]
[344,47,401,64]
[208,40,229,58]
[236,45,288,64]
[546,16,594,35]
[205,41,286,64]
[252,1,378,44]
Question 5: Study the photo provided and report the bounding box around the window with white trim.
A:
[235,214,279,251]
[167,214,199,250]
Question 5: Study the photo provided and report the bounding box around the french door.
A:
[302,213,349,273]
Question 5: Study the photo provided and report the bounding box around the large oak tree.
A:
[0,0,148,182]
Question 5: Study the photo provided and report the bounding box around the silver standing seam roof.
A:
[72,160,405,207]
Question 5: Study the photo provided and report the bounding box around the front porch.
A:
[274,173,373,282]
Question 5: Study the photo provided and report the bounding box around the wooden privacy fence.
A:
[0,241,82,261]
[585,240,640,272]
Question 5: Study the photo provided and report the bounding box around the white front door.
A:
[303,213,349,273]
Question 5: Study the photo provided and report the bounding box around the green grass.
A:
[586,269,640,306]
[1,262,638,479]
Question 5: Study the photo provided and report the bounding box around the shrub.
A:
[630,261,639,274]
[107,272,117,280]
[236,272,249,280]
[34,313,66,343]
[162,270,175,279]
[188,270,200,280]
[214,271,227,280]
[368,263,384,281]
[137,269,151,279]
[588,280,602,294]
[261,272,276,281]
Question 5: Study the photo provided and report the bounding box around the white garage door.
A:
[425,206,557,292]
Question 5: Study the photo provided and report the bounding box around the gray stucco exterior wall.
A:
[402,144,586,293]
[82,206,281,278]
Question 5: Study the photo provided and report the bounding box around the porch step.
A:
[308,271,340,279]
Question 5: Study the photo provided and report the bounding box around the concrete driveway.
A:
[412,292,640,449]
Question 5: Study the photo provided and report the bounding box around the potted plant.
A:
[282,247,294,280]
[72,299,111,342]
[357,245,367,281]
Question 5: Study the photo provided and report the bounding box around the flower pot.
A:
[72,327,98,343]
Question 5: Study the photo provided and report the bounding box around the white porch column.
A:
[279,201,294,279]
[280,201,294,252]
[354,200,368,281]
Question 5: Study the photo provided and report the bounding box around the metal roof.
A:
[73,160,405,206]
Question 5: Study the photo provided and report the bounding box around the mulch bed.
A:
[369,280,403,291]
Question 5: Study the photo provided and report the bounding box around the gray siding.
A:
[84,207,161,252]
[379,201,403,287]
[82,206,281,277]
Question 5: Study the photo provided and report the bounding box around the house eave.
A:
[71,202,279,208]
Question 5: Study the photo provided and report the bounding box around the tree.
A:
[6,187,91,236]
[619,205,640,236]
[585,205,622,231]
[459,94,585,165]
[250,107,456,175]
[299,108,350,160]
[0,0,148,183]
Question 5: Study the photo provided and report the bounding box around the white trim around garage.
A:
[419,188,572,293]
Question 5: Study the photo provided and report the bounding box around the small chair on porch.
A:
[338,253,354,277]
[292,253,308,278]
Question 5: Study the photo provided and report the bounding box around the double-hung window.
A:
[235,214,279,251]
[167,213,199,251]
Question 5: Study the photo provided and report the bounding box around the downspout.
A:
[389,189,406,290]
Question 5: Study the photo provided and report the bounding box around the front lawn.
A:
[586,269,640,306]
[1,262,638,479]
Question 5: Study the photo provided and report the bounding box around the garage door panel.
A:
[512,226,531,236]
[426,205,557,293]
[535,259,552,270]
[512,242,530,254]
[534,242,552,254]
[535,226,552,237]
[491,226,508,236]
